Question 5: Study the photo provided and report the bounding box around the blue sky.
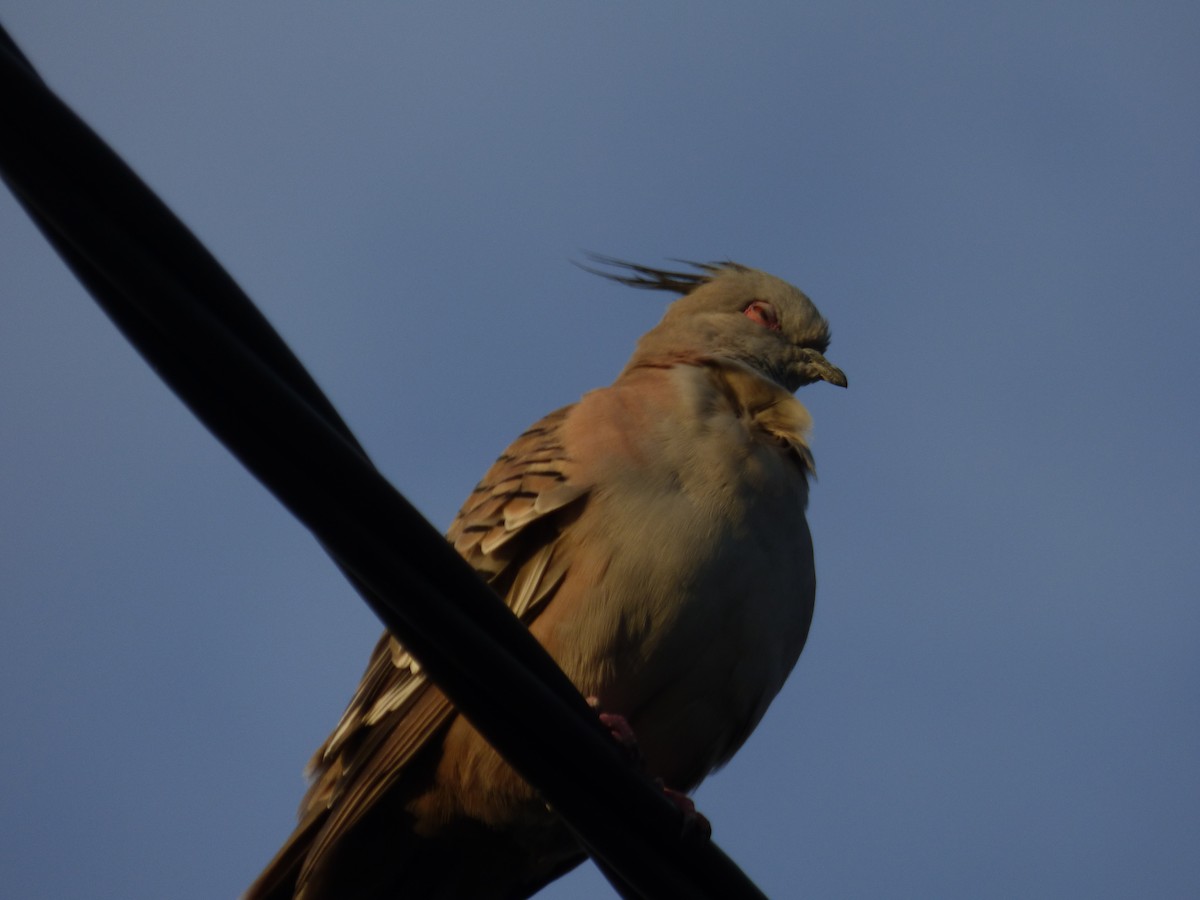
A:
[1,3,1197,897]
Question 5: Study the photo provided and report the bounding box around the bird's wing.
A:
[293,403,590,872]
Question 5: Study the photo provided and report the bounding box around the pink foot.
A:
[586,697,711,843]
[658,782,712,842]
[586,696,643,765]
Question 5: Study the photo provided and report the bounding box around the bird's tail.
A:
[245,799,585,899]
[243,810,327,900]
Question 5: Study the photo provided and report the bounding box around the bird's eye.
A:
[743,300,781,331]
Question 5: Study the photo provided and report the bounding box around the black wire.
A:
[0,22,769,900]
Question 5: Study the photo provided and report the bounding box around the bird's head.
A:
[582,256,847,393]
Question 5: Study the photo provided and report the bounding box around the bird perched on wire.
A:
[246,257,847,899]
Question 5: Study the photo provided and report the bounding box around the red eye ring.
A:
[744,300,781,331]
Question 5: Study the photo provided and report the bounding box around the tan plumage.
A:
[246,259,846,899]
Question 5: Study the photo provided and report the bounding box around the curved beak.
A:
[809,352,848,388]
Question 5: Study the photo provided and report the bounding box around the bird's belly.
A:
[538,454,814,789]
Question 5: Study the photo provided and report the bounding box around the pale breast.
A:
[537,361,818,789]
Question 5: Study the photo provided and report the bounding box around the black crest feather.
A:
[575,254,747,295]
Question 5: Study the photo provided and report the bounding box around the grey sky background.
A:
[1,4,1197,898]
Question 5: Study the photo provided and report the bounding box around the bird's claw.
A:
[657,780,712,843]
[586,696,645,768]
[586,697,711,843]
